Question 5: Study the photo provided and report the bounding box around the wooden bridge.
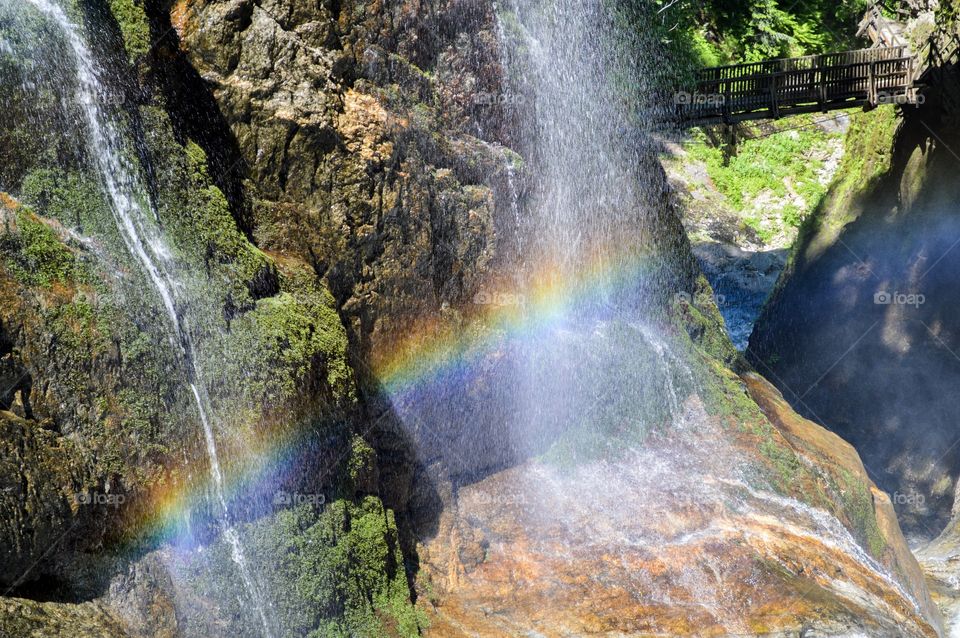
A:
[677,5,929,125]
[678,47,918,124]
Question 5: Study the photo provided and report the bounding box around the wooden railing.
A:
[857,4,907,48]
[914,30,960,82]
[678,46,917,125]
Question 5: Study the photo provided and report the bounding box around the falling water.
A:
[15,1,273,635]
[504,0,673,294]
[505,160,523,254]
[490,0,692,457]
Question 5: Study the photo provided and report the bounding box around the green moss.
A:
[834,468,887,557]
[674,274,741,366]
[20,167,120,242]
[107,0,151,62]
[178,140,275,307]
[759,437,803,488]
[32,297,106,408]
[700,357,765,426]
[225,283,353,410]
[348,435,377,490]
[696,353,810,493]
[46,297,100,348]
[802,108,898,238]
[115,387,167,456]
[0,207,78,287]
[182,497,424,637]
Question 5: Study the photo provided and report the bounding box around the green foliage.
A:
[0,208,78,287]
[107,0,151,62]
[683,119,842,242]
[185,497,425,637]
[640,0,872,77]
[689,30,721,67]
[687,125,829,209]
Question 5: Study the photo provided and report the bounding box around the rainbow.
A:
[130,416,321,545]
[374,247,671,396]
[129,246,672,545]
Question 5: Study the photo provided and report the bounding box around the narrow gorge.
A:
[0,0,958,637]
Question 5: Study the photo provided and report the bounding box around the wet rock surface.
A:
[0,597,128,637]
[693,242,787,350]
[416,377,941,637]
[0,0,949,635]
[172,0,510,363]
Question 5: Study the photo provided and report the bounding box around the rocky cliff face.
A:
[169,0,509,361]
[0,1,421,635]
[748,5,960,630]
[0,0,946,636]
[749,48,960,536]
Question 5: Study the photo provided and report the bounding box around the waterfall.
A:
[504,0,666,293]
[16,2,273,635]
[488,0,691,457]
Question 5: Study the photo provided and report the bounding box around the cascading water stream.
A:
[492,0,694,451]
[17,2,273,635]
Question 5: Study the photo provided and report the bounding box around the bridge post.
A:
[770,72,780,119]
[818,58,827,112]
[908,56,916,104]
[721,77,730,124]
[867,60,877,106]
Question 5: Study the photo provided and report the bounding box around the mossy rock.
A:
[0,410,102,590]
[0,597,128,637]
[106,0,151,62]
[0,204,81,288]
[174,496,424,637]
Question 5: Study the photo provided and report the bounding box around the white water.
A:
[19,1,273,635]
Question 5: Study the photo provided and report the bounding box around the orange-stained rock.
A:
[0,192,20,210]
[417,386,943,637]
[745,371,943,635]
